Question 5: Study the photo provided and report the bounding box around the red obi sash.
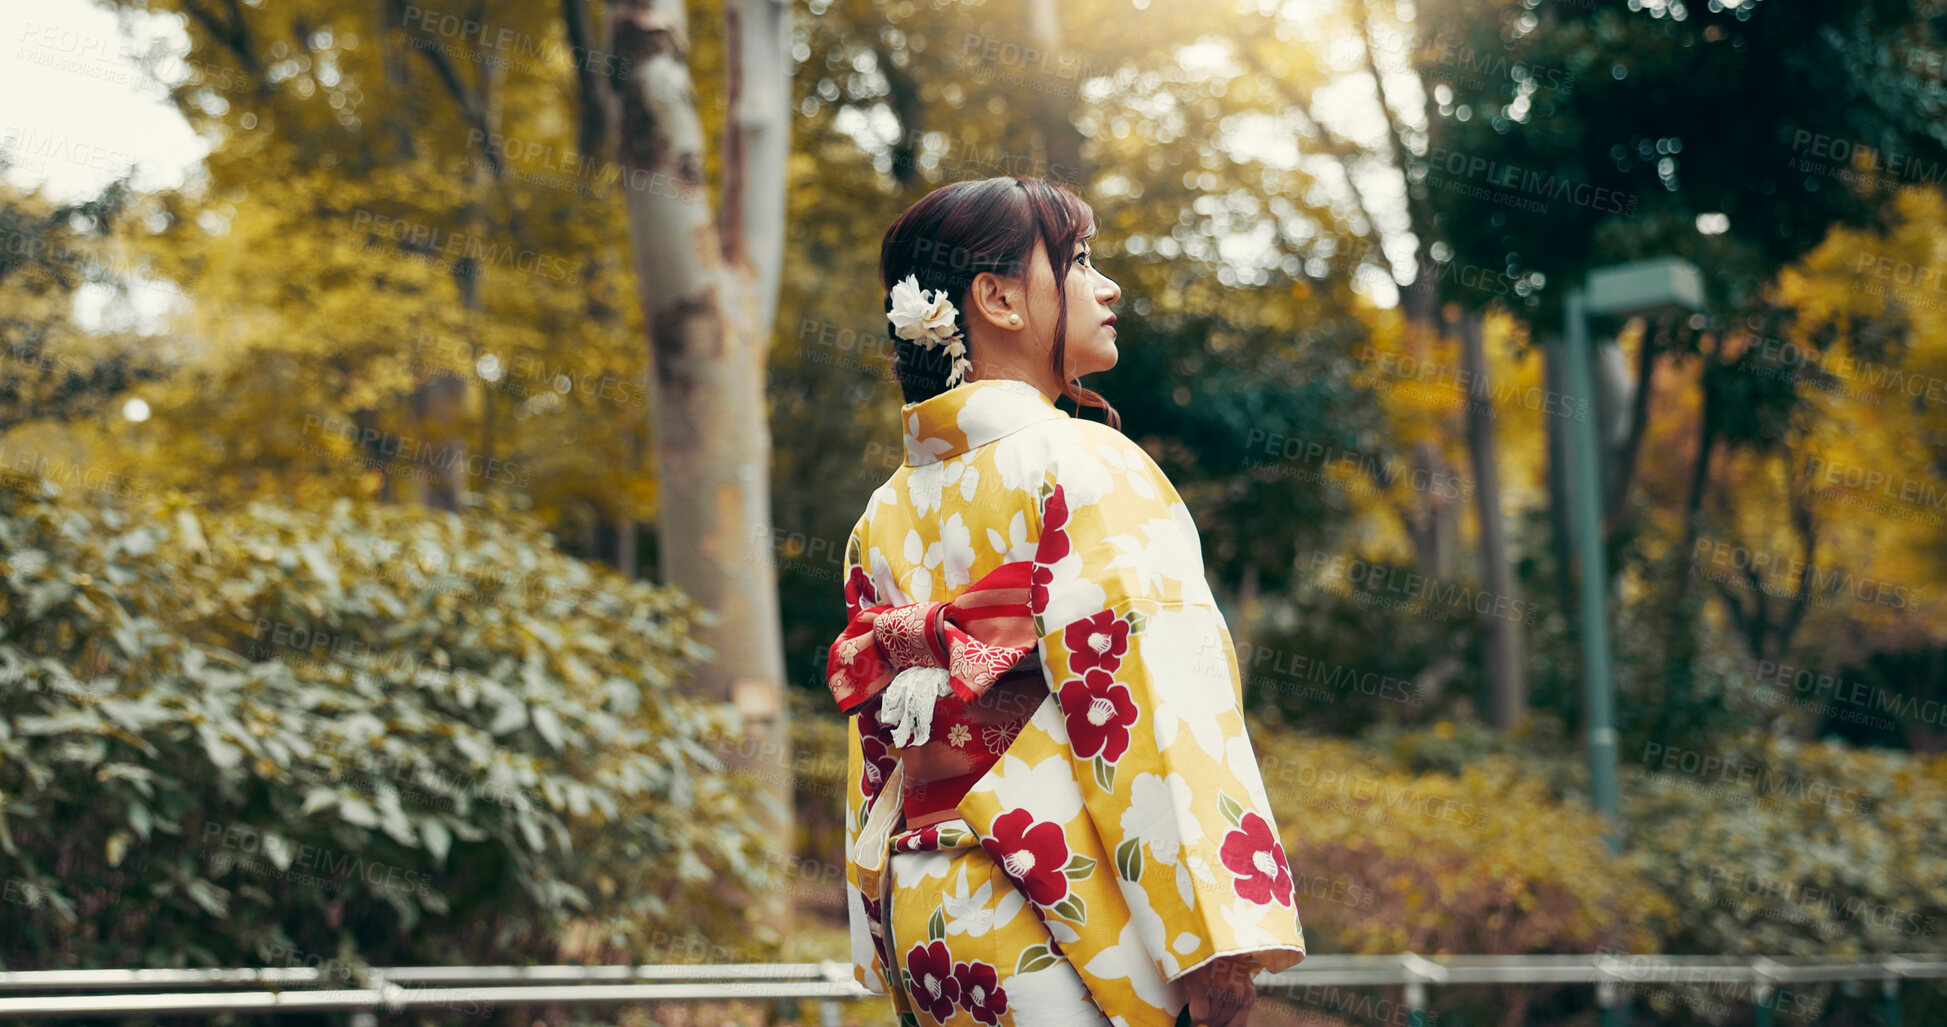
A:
[828,559,1049,829]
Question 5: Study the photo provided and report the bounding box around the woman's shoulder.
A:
[1023,417,1181,503]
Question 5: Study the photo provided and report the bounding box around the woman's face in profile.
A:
[1016,234,1123,380]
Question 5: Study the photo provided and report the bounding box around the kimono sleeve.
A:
[1029,428,1306,983]
[843,722,892,994]
[838,514,893,995]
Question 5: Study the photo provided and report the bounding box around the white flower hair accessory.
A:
[888,273,973,388]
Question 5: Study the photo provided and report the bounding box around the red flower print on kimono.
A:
[1063,609,1130,674]
[953,959,1008,1025]
[861,891,894,971]
[981,808,1072,906]
[1029,484,1072,617]
[895,825,940,852]
[1059,667,1139,763]
[859,728,896,799]
[844,562,879,619]
[1220,811,1296,907]
[904,940,960,1021]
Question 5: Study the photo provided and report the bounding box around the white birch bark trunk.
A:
[724,0,791,339]
[606,0,793,931]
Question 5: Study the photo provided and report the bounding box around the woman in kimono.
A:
[827,176,1306,1027]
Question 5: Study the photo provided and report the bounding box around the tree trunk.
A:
[1025,0,1087,185]
[1543,337,1578,618]
[617,514,638,579]
[1231,562,1259,664]
[1656,351,1721,739]
[384,0,515,514]
[722,0,791,343]
[561,0,613,159]
[409,369,466,511]
[1605,316,1659,536]
[876,44,926,190]
[1354,5,1459,582]
[350,407,396,502]
[1458,312,1526,729]
[1408,438,1459,577]
[605,0,793,936]
[1398,257,1459,579]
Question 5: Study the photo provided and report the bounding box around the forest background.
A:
[3,0,1946,1023]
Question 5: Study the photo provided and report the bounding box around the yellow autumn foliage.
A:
[1255,713,1678,956]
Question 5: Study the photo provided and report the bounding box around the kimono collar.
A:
[900,378,1070,467]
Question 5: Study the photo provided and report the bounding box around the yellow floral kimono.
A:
[839,377,1306,1027]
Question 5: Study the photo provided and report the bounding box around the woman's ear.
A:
[968,271,1024,331]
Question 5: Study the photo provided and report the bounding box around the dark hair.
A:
[878,176,1121,431]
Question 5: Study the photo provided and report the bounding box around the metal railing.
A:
[0,954,1941,1024]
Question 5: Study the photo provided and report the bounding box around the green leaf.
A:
[297,541,339,591]
[1115,838,1144,882]
[1062,855,1097,880]
[1218,792,1245,829]
[185,879,229,917]
[262,833,295,871]
[1052,893,1087,924]
[337,797,380,829]
[421,820,451,863]
[1093,756,1116,792]
[531,705,565,750]
[489,700,528,736]
[516,814,545,852]
[1016,944,1058,975]
[927,907,945,942]
[195,723,243,770]
[127,800,153,840]
[452,732,493,767]
[377,794,414,844]
[109,622,141,658]
[1120,609,1148,634]
[604,677,640,714]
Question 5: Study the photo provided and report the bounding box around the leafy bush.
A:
[1288,715,1947,1023]
[1249,711,1676,1024]
[791,686,851,884]
[1625,730,1947,958]
[1605,730,1947,1024]
[0,473,774,979]
[1356,713,1947,960]
[1252,712,1674,958]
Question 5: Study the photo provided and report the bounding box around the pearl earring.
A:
[1008,314,1021,325]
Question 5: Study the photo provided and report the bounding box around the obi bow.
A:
[826,559,1041,747]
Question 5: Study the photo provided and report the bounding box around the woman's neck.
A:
[966,358,1063,407]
